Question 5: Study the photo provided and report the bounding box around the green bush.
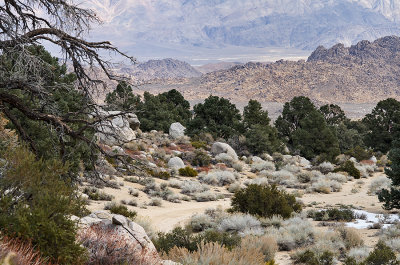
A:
[191,150,211,167]
[0,145,87,264]
[230,184,302,218]
[83,187,114,201]
[334,161,361,179]
[179,166,198,177]
[345,146,373,162]
[362,241,399,265]
[147,169,171,180]
[154,227,241,254]
[191,141,208,149]
[106,203,137,219]
[294,250,334,265]
[308,208,354,222]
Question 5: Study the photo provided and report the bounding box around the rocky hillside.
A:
[113,58,202,81]
[141,36,400,104]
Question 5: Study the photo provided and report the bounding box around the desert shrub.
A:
[309,175,343,193]
[326,172,348,183]
[231,184,302,218]
[180,180,209,194]
[194,191,218,202]
[78,223,160,265]
[228,182,243,193]
[268,170,298,187]
[201,230,242,250]
[369,175,391,195]
[0,145,87,263]
[200,170,236,186]
[297,171,313,183]
[218,214,263,236]
[334,161,361,179]
[241,235,278,262]
[166,193,181,203]
[191,149,211,167]
[319,162,335,174]
[128,188,140,197]
[251,160,275,172]
[265,217,315,251]
[244,177,269,187]
[149,198,163,206]
[232,161,244,172]
[83,187,114,201]
[104,202,137,219]
[347,247,370,263]
[260,215,284,228]
[215,153,234,166]
[166,241,265,265]
[294,250,334,265]
[187,214,216,232]
[308,208,354,222]
[169,179,183,188]
[179,166,198,177]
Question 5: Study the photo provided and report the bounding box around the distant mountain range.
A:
[87,0,400,59]
[135,36,400,105]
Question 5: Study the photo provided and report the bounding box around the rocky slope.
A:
[113,58,202,81]
[140,36,400,104]
[87,0,400,56]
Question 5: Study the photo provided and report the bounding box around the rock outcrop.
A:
[168,157,185,169]
[78,211,162,265]
[95,111,140,146]
[211,142,238,161]
[169,122,186,139]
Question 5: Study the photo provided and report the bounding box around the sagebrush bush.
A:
[149,198,163,206]
[83,187,114,201]
[179,166,198,177]
[187,214,216,232]
[347,247,370,263]
[244,177,269,187]
[194,191,218,202]
[180,180,209,194]
[231,184,302,218]
[191,149,211,167]
[265,217,315,251]
[199,170,236,186]
[369,175,391,195]
[218,214,263,236]
[318,162,335,174]
[251,160,275,172]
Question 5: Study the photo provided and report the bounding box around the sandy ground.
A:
[85,171,391,264]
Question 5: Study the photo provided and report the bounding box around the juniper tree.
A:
[0,0,134,174]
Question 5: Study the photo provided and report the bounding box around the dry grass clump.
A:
[240,235,278,262]
[336,226,363,250]
[267,170,297,187]
[309,176,342,193]
[149,198,163,206]
[0,236,52,265]
[227,182,244,193]
[318,162,335,174]
[244,177,269,187]
[166,241,265,265]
